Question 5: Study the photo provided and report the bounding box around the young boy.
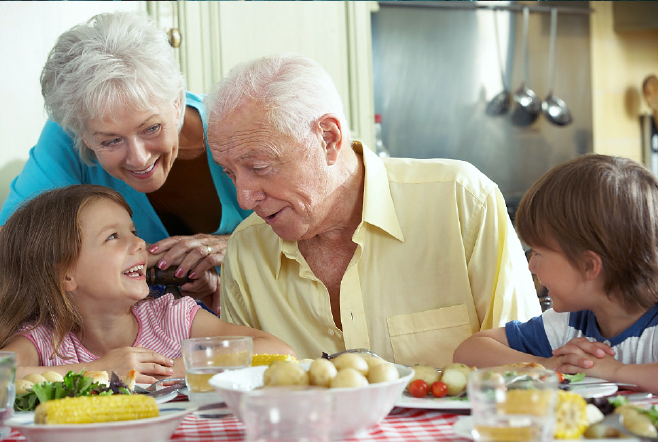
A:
[453,154,658,394]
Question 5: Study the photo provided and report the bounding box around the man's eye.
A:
[253,166,270,174]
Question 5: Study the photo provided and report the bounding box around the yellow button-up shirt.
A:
[220,143,541,367]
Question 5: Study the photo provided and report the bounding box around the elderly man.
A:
[205,53,541,366]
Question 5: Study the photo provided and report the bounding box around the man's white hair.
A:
[205,53,350,145]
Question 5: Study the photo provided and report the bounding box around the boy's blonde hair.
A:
[516,154,658,311]
[0,185,133,358]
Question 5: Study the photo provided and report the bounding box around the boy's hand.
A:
[549,337,615,374]
[580,353,623,381]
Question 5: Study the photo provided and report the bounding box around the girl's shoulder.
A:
[133,294,200,319]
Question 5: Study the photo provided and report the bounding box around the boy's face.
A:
[65,199,149,309]
[527,245,595,313]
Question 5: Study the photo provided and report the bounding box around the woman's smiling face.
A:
[82,99,181,194]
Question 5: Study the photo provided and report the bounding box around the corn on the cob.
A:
[34,395,159,424]
[554,390,589,439]
[251,353,297,366]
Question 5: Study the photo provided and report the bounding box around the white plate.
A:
[5,401,195,442]
[453,416,638,442]
[394,377,618,410]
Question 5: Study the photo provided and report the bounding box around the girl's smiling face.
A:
[65,198,149,308]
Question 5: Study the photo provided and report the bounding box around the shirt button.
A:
[603,340,611,346]
[328,330,335,336]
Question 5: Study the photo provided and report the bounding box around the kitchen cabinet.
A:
[148,1,376,149]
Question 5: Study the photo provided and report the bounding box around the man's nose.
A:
[235,176,265,210]
[237,188,265,210]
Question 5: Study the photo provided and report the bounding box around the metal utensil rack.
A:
[380,2,594,15]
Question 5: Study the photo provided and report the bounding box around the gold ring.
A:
[207,245,212,256]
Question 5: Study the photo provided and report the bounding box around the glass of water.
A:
[469,366,558,442]
[182,336,252,407]
[0,352,16,439]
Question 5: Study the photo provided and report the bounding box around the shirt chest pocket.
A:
[387,304,472,368]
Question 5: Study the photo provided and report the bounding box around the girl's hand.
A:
[96,345,175,384]
[148,233,228,305]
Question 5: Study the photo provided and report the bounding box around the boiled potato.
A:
[330,368,369,389]
[615,404,658,438]
[443,363,473,381]
[365,356,386,371]
[308,358,338,388]
[367,362,399,384]
[23,373,47,385]
[264,361,309,387]
[408,365,440,388]
[331,353,369,376]
[15,379,34,394]
[41,371,64,382]
[440,368,467,396]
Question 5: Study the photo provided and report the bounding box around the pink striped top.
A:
[20,294,200,366]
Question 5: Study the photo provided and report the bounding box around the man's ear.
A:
[582,250,603,280]
[317,114,342,165]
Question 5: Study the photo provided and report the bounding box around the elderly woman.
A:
[0,12,250,313]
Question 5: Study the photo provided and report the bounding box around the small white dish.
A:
[6,401,195,442]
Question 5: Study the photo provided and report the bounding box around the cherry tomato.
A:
[430,381,448,398]
[408,379,429,398]
[556,372,565,383]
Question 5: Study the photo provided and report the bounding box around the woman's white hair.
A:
[40,12,186,164]
[204,53,350,146]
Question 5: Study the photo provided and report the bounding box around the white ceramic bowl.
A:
[209,362,414,440]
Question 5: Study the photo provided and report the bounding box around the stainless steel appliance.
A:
[371,1,593,215]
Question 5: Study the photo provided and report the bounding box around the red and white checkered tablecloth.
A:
[1,407,471,442]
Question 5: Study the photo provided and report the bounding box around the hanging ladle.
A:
[542,8,573,126]
[486,9,510,116]
[512,6,541,126]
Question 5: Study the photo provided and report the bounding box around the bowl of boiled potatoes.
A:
[209,353,414,440]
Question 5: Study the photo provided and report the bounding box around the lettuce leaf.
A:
[562,373,586,383]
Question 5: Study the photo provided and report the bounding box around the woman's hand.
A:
[96,345,174,385]
[148,233,228,307]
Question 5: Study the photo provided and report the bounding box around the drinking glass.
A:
[0,352,16,439]
[241,386,333,442]
[468,367,558,442]
[182,336,252,407]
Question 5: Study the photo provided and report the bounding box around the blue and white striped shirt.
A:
[505,304,658,364]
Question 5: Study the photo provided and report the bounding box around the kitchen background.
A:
[1,1,658,215]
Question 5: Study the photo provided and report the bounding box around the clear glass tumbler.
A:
[182,336,253,407]
[0,352,16,439]
[468,366,558,442]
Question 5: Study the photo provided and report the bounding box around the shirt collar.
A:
[356,141,404,242]
[276,141,404,278]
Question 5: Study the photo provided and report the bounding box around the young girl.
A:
[453,154,658,394]
[0,185,295,384]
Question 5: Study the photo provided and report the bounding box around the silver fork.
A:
[134,378,186,394]
[323,348,384,360]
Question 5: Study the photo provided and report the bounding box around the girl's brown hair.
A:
[0,185,132,357]
[516,154,658,311]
